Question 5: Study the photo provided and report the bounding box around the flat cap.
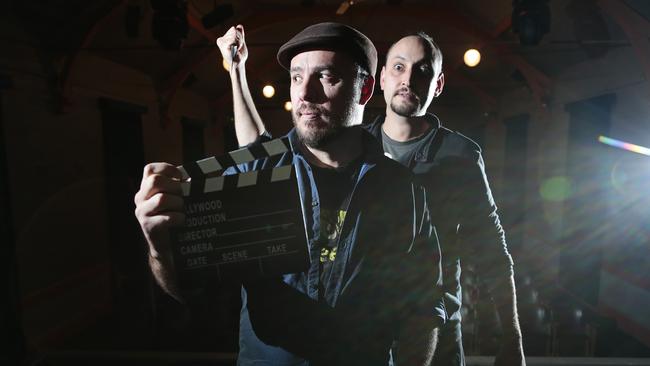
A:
[277,22,377,77]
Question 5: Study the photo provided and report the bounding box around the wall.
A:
[498,43,650,347]
[1,16,217,349]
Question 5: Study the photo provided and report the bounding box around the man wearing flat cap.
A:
[135,22,445,366]
[220,22,527,366]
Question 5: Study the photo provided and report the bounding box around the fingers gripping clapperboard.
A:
[171,137,309,288]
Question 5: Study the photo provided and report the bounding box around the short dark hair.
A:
[386,31,443,75]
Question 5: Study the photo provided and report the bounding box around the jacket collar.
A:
[366,113,441,162]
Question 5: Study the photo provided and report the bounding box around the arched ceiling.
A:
[8,0,649,115]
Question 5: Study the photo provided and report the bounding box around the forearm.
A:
[230,65,266,147]
[148,250,184,303]
[396,317,438,366]
[492,275,525,365]
[493,275,522,336]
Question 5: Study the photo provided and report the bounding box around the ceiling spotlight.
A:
[463,49,481,67]
[512,0,551,45]
[284,101,292,111]
[202,4,234,29]
[262,85,275,98]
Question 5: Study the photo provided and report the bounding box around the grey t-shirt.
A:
[381,125,435,166]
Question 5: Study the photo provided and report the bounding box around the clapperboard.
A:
[170,137,309,288]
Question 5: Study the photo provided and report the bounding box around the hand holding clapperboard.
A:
[171,137,309,289]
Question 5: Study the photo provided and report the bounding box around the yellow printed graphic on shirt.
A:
[319,209,346,263]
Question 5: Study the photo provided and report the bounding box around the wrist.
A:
[230,63,246,75]
[148,247,161,260]
[148,245,173,266]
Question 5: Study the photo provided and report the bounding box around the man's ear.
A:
[359,75,375,105]
[433,72,445,98]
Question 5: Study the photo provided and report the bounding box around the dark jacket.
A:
[232,127,445,366]
[364,114,514,323]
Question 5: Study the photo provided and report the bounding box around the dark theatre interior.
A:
[2,0,650,365]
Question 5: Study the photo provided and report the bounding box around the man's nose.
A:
[401,69,413,87]
[298,75,322,102]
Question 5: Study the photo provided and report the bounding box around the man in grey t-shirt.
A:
[218,25,526,366]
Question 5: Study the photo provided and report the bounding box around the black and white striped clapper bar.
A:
[170,137,309,287]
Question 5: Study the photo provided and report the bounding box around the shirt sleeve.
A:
[411,183,447,323]
[459,150,514,286]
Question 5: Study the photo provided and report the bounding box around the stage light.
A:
[201,4,234,29]
[512,0,550,45]
[598,135,650,156]
[463,49,481,67]
[262,85,275,98]
[222,58,230,72]
[284,101,292,111]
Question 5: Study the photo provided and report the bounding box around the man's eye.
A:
[393,64,404,71]
[320,72,337,80]
[292,75,302,83]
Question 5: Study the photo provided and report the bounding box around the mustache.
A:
[394,87,419,99]
[297,104,326,115]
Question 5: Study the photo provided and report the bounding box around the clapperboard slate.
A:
[170,137,309,287]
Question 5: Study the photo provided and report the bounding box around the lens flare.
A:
[540,176,572,202]
[598,135,650,156]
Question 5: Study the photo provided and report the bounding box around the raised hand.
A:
[217,24,248,70]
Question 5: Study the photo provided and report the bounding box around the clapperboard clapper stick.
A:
[170,137,310,288]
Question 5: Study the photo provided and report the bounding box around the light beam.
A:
[598,135,650,156]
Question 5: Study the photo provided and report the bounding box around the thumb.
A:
[236,24,246,45]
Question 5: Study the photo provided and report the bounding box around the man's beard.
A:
[293,103,356,148]
[390,88,421,117]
